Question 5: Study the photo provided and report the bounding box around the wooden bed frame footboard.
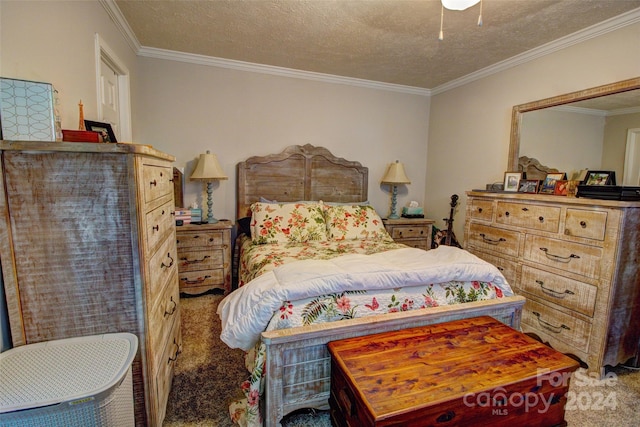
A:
[260,295,526,427]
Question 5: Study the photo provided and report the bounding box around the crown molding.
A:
[431,7,640,95]
[102,0,638,97]
[100,0,141,53]
[137,47,432,96]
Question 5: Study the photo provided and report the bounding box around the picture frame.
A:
[518,179,540,194]
[553,180,569,196]
[539,172,566,194]
[503,171,522,192]
[582,170,616,186]
[84,120,117,143]
[1,77,56,141]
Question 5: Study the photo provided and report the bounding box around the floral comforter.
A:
[219,241,513,426]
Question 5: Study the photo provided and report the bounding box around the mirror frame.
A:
[508,77,640,172]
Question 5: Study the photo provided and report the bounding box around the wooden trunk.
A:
[328,316,579,427]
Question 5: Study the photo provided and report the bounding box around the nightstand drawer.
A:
[178,269,225,290]
[389,225,430,240]
[178,247,225,271]
[176,230,226,249]
[397,239,429,250]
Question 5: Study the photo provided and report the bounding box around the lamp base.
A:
[207,218,219,224]
[388,214,400,220]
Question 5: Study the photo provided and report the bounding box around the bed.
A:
[217,144,525,427]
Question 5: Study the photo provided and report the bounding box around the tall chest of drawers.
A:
[0,141,181,426]
[464,191,640,376]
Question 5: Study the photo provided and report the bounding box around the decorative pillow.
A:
[250,202,328,244]
[323,205,391,241]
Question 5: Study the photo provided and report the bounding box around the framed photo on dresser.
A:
[503,172,522,192]
[540,172,566,194]
[518,179,540,194]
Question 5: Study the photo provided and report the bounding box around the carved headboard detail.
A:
[518,156,559,181]
[236,144,368,218]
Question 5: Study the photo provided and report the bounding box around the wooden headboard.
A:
[237,144,368,218]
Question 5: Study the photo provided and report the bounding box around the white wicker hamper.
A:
[0,333,138,427]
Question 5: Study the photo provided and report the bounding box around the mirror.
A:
[508,77,640,184]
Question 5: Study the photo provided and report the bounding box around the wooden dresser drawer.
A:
[523,235,602,279]
[472,250,518,286]
[496,201,560,233]
[142,163,173,205]
[468,198,493,221]
[467,222,520,258]
[145,200,175,254]
[149,235,179,295]
[564,208,607,241]
[149,270,180,353]
[155,318,181,426]
[520,265,597,317]
[176,229,226,249]
[389,225,430,240]
[522,299,592,353]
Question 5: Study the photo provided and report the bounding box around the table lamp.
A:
[381,160,410,219]
[190,150,228,223]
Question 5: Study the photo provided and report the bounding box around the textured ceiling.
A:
[115,0,640,89]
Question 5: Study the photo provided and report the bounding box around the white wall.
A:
[135,57,430,220]
[427,22,640,241]
[0,0,138,135]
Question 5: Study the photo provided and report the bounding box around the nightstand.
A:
[383,218,434,250]
[176,220,232,295]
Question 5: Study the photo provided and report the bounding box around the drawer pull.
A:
[536,280,575,297]
[436,410,456,423]
[505,211,510,217]
[161,253,174,268]
[479,233,506,245]
[150,179,157,187]
[539,247,580,262]
[168,338,182,364]
[532,311,570,333]
[522,207,529,211]
[181,255,210,265]
[181,275,211,285]
[538,216,544,223]
[153,224,159,232]
[477,207,483,213]
[164,296,177,317]
[580,220,587,228]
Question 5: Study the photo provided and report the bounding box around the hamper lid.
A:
[0,333,138,413]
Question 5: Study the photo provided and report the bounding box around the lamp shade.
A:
[190,150,228,181]
[381,161,411,184]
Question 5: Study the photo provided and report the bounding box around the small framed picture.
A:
[503,172,522,192]
[554,180,569,196]
[518,179,540,194]
[540,172,566,194]
[84,120,117,143]
[583,170,615,186]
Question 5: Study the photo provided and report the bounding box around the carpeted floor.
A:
[163,293,640,426]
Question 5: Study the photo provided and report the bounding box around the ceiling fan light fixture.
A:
[441,0,481,11]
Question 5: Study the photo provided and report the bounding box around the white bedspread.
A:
[217,245,512,351]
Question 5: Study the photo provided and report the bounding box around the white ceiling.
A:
[114,0,640,90]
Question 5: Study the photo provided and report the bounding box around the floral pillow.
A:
[250,202,328,244]
[323,204,392,241]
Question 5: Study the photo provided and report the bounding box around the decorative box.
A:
[62,129,101,143]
